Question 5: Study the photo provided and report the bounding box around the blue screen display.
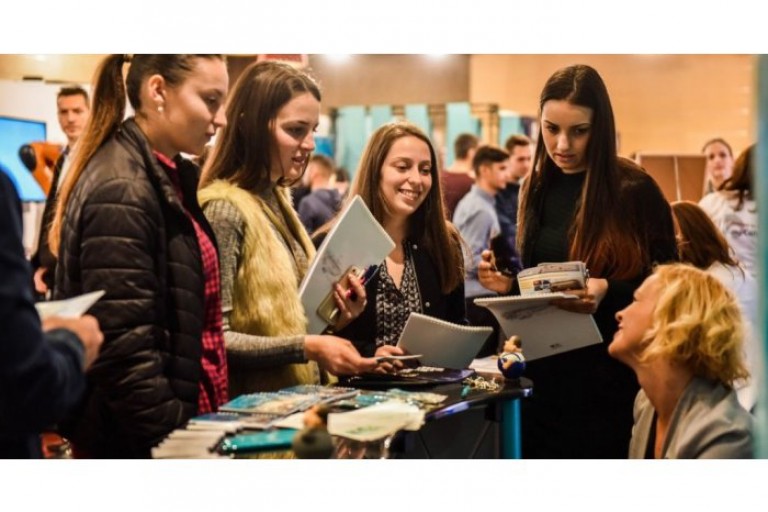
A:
[0,116,47,201]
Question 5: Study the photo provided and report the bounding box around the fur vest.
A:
[199,180,321,393]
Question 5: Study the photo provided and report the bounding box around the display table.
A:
[152,375,533,459]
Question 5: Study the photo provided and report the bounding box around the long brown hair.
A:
[720,143,755,211]
[671,201,741,270]
[49,54,222,256]
[518,64,651,280]
[200,61,321,192]
[325,122,464,293]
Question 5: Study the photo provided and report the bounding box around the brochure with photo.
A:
[517,261,588,295]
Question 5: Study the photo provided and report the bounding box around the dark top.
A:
[440,171,474,220]
[31,148,68,292]
[314,234,466,357]
[495,181,523,275]
[0,168,86,458]
[297,188,342,235]
[519,162,677,458]
[54,118,212,458]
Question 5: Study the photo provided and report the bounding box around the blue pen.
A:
[360,264,378,284]
[345,265,379,301]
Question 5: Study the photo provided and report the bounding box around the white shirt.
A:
[699,192,758,279]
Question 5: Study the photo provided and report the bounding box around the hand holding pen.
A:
[344,264,378,301]
[333,265,377,331]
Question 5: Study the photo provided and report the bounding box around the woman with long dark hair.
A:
[480,64,677,458]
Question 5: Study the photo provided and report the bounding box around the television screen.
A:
[0,116,47,201]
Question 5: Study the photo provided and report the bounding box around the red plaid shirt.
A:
[155,152,228,414]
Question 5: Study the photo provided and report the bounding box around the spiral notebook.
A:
[474,293,602,361]
[395,313,493,369]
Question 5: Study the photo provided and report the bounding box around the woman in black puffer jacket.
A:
[48,55,229,458]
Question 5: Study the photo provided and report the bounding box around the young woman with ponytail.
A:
[49,54,229,458]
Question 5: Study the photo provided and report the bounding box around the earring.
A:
[157,105,164,113]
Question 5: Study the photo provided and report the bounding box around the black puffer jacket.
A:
[54,119,213,458]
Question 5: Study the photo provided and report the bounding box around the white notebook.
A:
[299,195,395,334]
[474,293,602,361]
[395,313,493,369]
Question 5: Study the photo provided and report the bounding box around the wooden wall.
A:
[469,55,755,157]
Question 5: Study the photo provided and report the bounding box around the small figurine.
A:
[292,405,335,459]
[497,335,526,379]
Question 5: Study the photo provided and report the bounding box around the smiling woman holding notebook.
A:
[315,122,467,368]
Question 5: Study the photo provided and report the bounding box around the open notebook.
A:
[474,293,602,361]
[395,313,493,369]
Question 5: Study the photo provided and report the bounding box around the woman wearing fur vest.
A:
[199,61,377,395]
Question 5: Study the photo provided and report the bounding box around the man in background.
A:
[495,134,533,276]
[440,133,478,219]
[297,154,342,235]
[453,146,510,356]
[31,85,90,298]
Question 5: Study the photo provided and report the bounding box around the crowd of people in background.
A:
[0,55,759,460]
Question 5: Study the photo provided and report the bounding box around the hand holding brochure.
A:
[395,313,493,369]
[517,261,588,295]
[35,290,105,319]
[474,293,602,361]
[299,195,395,334]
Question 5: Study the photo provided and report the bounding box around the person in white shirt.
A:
[698,144,757,279]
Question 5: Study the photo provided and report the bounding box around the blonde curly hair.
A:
[640,263,749,387]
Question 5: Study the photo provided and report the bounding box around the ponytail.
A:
[49,54,127,256]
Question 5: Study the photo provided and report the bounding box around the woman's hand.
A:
[478,250,513,294]
[332,274,367,331]
[372,345,405,374]
[304,334,377,376]
[550,277,609,314]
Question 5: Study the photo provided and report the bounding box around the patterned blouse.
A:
[374,242,423,348]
